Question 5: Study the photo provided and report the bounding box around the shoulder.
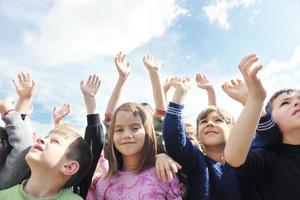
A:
[60,189,83,200]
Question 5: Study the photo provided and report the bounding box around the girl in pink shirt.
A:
[95,102,182,200]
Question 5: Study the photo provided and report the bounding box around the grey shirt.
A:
[0,112,33,189]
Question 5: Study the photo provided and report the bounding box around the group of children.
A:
[0,52,299,200]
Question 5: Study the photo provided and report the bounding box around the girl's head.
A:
[196,106,234,149]
[106,102,157,178]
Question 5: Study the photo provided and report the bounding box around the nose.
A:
[205,120,215,127]
[36,137,45,144]
[122,128,133,139]
[294,98,300,107]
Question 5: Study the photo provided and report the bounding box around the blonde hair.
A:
[105,102,157,179]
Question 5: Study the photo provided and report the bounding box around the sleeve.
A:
[251,109,282,150]
[163,102,205,173]
[0,112,33,189]
[76,114,105,199]
[236,148,273,180]
[166,174,183,200]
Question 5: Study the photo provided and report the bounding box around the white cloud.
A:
[203,0,255,30]
[23,0,186,66]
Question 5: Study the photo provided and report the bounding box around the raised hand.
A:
[222,78,248,105]
[143,54,164,72]
[238,54,266,101]
[80,74,101,97]
[52,103,71,125]
[12,72,36,100]
[114,52,131,79]
[195,73,213,91]
[169,77,191,104]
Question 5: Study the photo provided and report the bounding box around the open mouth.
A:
[292,109,300,116]
[32,145,43,151]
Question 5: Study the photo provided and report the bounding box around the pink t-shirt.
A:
[95,167,182,200]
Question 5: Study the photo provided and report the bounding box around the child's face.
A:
[113,110,146,159]
[271,91,300,136]
[26,132,77,170]
[197,111,231,148]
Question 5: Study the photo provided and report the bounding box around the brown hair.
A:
[266,88,298,111]
[49,124,92,187]
[196,106,235,134]
[105,102,157,179]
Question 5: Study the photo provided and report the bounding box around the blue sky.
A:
[0,0,300,135]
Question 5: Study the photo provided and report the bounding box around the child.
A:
[0,123,92,199]
[0,97,33,189]
[96,102,182,199]
[0,72,35,189]
[104,52,167,153]
[163,77,253,200]
[225,54,300,199]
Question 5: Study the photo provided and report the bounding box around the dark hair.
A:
[0,128,12,165]
[266,89,297,111]
[105,102,157,179]
[49,124,92,187]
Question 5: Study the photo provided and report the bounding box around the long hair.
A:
[105,102,157,179]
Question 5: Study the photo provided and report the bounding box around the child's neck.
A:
[24,171,63,198]
[205,146,225,164]
[122,154,142,171]
[283,129,300,145]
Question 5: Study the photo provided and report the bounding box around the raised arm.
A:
[224,54,266,167]
[105,52,131,121]
[143,54,167,116]
[222,79,281,150]
[0,98,33,189]
[195,73,216,106]
[163,77,204,172]
[77,74,104,199]
[12,72,36,115]
[222,78,248,106]
[52,103,71,126]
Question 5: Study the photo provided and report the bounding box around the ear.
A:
[60,161,80,176]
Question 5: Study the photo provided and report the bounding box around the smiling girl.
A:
[95,102,182,200]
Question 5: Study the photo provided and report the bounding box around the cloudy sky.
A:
[0,0,300,135]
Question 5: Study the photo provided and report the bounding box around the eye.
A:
[200,120,207,124]
[132,126,141,131]
[51,139,59,144]
[215,118,224,123]
[115,128,123,133]
[280,101,289,107]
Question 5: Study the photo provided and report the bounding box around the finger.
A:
[18,74,22,83]
[53,106,57,114]
[169,160,178,173]
[250,65,263,81]
[26,72,31,82]
[12,79,18,89]
[239,53,256,68]
[175,161,182,170]
[97,79,101,88]
[21,72,27,82]
[87,75,92,84]
[155,162,162,180]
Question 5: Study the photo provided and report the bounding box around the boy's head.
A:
[25,124,92,187]
[196,106,234,149]
[266,88,300,141]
